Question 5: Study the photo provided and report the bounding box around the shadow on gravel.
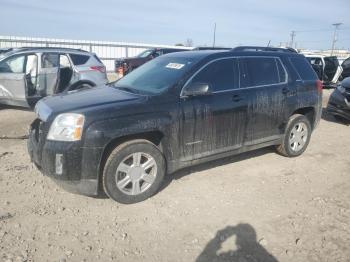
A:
[196,224,278,262]
[0,104,33,111]
[321,107,350,126]
[160,147,274,193]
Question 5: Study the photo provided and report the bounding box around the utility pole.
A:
[289,31,296,48]
[212,23,216,47]
[331,23,342,56]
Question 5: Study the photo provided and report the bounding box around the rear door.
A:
[39,53,59,96]
[180,58,247,160]
[0,54,27,103]
[239,57,294,145]
[341,57,350,79]
[324,56,342,83]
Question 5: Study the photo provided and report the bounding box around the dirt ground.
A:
[0,90,349,262]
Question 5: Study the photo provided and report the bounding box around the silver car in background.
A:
[0,47,107,108]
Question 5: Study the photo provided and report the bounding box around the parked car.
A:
[28,46,322,204]
[0,47,107,108]
[327,77,350,121]
[115,48,186,78]
[305,54,343,87]
[340,57,350,80]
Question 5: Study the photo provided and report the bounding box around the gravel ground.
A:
[0,90,349,262]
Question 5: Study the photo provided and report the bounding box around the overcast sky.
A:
[0,0,349,50]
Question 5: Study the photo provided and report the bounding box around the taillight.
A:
[90,66,106,73]
[316,80,323,94]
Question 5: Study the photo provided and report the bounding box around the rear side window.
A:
[191,58,236,92]
[69,54,90,65]
[239,57,281,88]
[290,57,317,80]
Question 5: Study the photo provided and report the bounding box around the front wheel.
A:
[276,114,312,157]
[102,140,165,204]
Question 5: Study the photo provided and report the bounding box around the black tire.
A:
[102,139,165,204]
[276,114,312,157]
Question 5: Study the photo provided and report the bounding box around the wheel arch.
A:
[97,130,165,192]
[64,80,96,92]
[291,107,316,129]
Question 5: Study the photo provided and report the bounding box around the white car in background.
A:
[304,54,343,87]
[0,47,107,108]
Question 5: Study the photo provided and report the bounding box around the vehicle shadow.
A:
[0,104,33,112]
[321,107,350,126]
[94,147,275,200]
[160,147,274,193]
[196,223,278,262]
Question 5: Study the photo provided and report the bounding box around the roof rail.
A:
[14,47,89,53]
[231,46,298,53]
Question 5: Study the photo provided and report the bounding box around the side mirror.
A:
[182,82,210,97]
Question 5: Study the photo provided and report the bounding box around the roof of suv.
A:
[0,47,90,59]
[165,47,302,60]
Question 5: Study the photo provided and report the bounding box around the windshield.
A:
[137,50,154,58]
[113,56,200,94]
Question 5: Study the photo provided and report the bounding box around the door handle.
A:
[232,94,243,102]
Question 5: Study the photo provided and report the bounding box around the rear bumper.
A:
[27,121,103,196]
[327,89,350,121]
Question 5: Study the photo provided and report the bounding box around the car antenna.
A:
[267,40,271,47]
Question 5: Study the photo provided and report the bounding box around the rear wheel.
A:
[276,114,311,157]
[102,140,165,204]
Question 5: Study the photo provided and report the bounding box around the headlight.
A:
[337,85,346,93]
[47,113,85,141]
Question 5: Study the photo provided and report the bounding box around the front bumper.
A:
[27,120,103,196]
[327,89,350,121]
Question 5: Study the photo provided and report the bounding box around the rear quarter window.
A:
[69,54,90,65]
[289,57,318,80]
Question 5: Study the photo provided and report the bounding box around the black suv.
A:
[28,47,322,204]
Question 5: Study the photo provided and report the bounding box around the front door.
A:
[0,54,27,105]
[239,57,295,145]
[180,58,247,161]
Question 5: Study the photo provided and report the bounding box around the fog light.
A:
[55,154,63,175]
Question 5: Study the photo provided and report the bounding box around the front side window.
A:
[42,53,59,68]
[239,57,280,88]
[137,50,153,58]
[189,58,236,92]
[0,55,25,73]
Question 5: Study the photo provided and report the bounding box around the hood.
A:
[35,85,140,121]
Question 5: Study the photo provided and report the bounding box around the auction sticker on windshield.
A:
[166,63,185,69]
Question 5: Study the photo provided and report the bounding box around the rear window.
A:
[69,54,90,65]
[290,57,318,80]
[239,57,281,88]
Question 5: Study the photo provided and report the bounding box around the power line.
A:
[331,23,343,55]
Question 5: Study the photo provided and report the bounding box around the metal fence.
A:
[0,35,191,72]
